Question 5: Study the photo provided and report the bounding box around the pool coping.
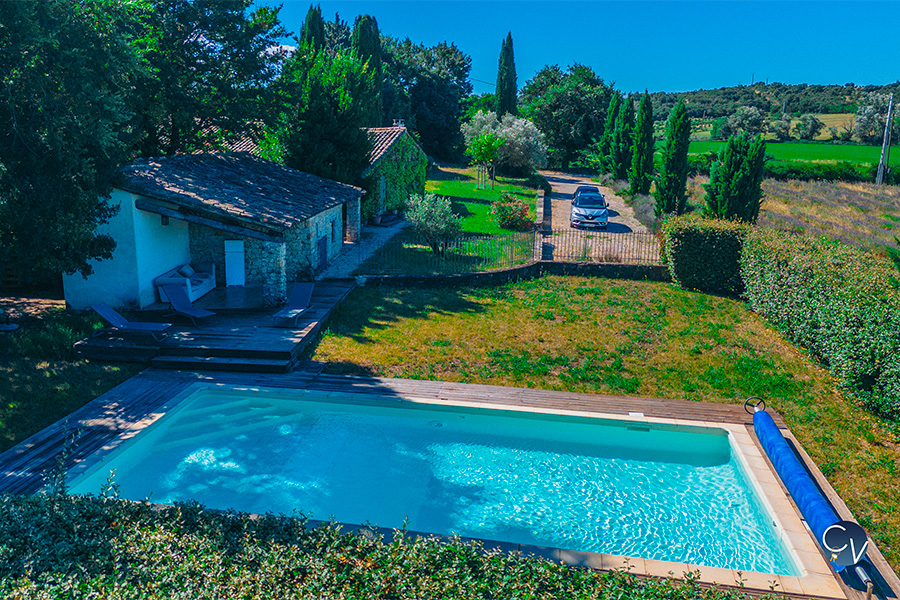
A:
[1,368,897,600]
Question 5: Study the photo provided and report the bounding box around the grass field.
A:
[688,139,900,166]
[0,299,142,453]
[311,276,900,572]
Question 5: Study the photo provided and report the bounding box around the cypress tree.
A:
[351,14,383,127]
[612,96,635,180]
[495,32,517,117]
[629,91,654,194]
[299,4,325,51]
[705,132,766,222]
[598,92,621,174]
[654,99,692,216]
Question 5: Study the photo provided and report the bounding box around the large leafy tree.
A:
[272,48,373,185]
[382,38,472,160]
[495,32,517,117]
[136,0,287,156]
[520,63,612,170]
[629,92,654,194]
[0,0,144,278]
[655,99,692,217]
[705,133,767,223]
[299,3,325,51]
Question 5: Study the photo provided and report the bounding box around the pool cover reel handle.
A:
[752,403,866,573]
[744,397,766,414]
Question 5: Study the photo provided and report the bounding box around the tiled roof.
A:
[118,153,364,233]
[364,126,424,176]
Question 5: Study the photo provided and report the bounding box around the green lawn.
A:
[425,166,538,235]
[0,302,142,453]
[312,276,900,573]
[450,197,536,234]
[426,176,536,203]
[687,140,900,166]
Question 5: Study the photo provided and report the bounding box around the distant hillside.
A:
[648,82,900,121]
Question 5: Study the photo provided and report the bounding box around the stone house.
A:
[362,125,427,221]
[63,153,363,309]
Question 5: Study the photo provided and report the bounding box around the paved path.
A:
[316,218,408,280]
[540,171,648,234]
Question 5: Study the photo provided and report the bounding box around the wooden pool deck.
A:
[0,368,896,600]
[74,280,355,372]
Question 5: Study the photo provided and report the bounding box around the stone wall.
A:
[189,223,287,305]
[284,205,345,278]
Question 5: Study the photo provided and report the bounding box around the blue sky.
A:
[273,1,900,95]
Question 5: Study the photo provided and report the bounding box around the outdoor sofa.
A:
[155,263,216,303]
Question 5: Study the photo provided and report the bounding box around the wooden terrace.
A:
[74,280,355,372]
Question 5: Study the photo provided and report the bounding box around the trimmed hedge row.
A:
[741,229,900,420]
[687,153,900,184]
[661,214,750,296]
[0,493,764,600]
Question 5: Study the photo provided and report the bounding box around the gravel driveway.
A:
[541,171,648,234]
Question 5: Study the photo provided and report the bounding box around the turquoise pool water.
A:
[69,389,799,575]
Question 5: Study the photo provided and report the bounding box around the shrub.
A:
[662,214,750,296]
[765,160,869,183]
[742,228,900,420]
[0,493,769,599]
[704,133,766,223]
[406,193,461,253]
[491,193,532,231]
[525,171,552,198]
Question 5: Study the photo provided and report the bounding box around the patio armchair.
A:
[91,303,171,341]
[272,282,314,328]
[160,284,216,326]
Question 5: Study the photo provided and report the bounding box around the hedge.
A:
[661,214,750,296]
[741,228,900,420]
[0,492,767,600]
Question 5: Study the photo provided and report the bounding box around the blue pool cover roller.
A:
[753,409,843,572]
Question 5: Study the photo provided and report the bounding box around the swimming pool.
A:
[68,387,800,576]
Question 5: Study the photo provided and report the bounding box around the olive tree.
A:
[462,110,547,174]
[406,193,462,254]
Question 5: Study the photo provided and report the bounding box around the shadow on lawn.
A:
[319,285,487,345]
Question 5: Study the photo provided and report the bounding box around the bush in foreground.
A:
[0,492,772,600]
[742,228,900,420]
[662,214,750,296]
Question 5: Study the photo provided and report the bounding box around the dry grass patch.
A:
[685,176,900,250]
[313,276,900,572]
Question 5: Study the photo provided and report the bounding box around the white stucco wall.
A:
[62,189,190,310]
[132,202,190,306]
[63,189,140,310]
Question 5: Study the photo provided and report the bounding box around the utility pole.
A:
[876,93,894,185]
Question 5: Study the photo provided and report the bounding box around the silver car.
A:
[570,193,608,229]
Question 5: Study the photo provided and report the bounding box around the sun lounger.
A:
[160,284,216,326]
[272,282,314,328]
[91,303,170,340]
